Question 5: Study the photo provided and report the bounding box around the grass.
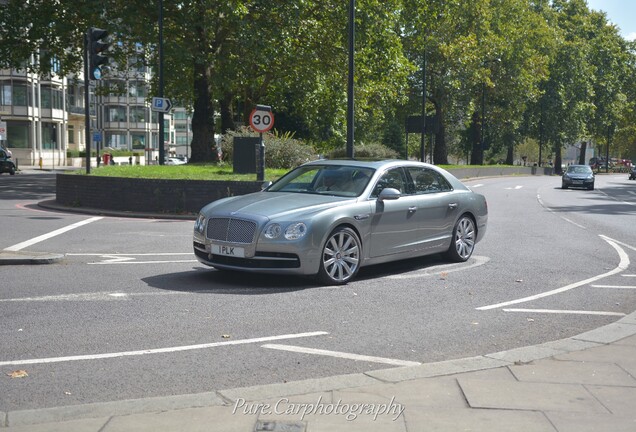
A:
[73,163,289,181]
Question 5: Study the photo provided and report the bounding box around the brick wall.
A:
[56,174,263,215]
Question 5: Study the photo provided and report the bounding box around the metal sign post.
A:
[249,105,274,182]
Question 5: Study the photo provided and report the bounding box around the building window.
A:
[13,84,28,106]
[131,134,145,150]
[1,83,11,105]
[106,132,128,149]
[107,106,127,122]
[41,86,52,109]
[130,106,147,122]
[6,121,30,148]
[68,125,75,144]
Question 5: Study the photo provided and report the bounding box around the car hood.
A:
[200,192,354,221]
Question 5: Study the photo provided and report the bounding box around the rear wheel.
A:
[445,215,476,262]
[317,226,361,285]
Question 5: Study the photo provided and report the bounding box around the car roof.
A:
[303,159,437,170]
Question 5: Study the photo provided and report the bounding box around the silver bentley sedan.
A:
[193,159,488,285]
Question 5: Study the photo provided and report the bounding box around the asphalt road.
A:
[1,171,635,412]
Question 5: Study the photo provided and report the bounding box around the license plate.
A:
[572,180,583,184]
[211,244,245,257]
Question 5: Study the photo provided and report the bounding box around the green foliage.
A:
[327,142,399,160]
[219,126,317,170]
[73,164,288,181]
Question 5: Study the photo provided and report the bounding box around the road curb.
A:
[0,250,65,265]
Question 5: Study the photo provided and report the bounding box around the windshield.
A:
[267,165,375,197]
[567,166,592,174]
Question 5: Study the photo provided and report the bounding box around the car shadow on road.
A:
[143,253,455,294]
[142,266,317,295]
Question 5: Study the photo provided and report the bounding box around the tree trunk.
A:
[433,111,448,165]
[554,144,563,175]
[578,141,587,165]
[470,111,482,165]
[189,60,216,163]
[220,92,235,133]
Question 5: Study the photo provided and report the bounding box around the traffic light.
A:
[88,28,110,80]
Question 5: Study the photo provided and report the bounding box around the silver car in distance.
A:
[193,159,488,285]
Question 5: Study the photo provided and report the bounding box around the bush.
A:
[327,142,399,160]
[220,127,317,169]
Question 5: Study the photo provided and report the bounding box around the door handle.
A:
[448,203,458,210]
[408,206,417,213]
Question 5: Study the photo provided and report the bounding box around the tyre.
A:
[9,166,15,175]
[317,226,361,285]
[561,183,568,189]
[445,215,476,263]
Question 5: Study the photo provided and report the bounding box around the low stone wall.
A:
[56,174,263,215]
[55,166,552,215]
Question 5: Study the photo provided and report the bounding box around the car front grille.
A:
[206,217,257,244]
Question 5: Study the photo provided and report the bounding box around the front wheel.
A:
[317,226,361,285]
[445,215,476,262]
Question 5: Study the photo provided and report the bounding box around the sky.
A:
[586,0,636,41]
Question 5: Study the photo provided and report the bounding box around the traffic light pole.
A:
[83,31,91,174]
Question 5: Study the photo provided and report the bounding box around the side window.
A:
[371,168,407,198]
[408,167,452,194]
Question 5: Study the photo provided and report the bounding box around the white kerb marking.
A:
[5,217,103,251]
[262,344,422,367]
[0,331,329,367]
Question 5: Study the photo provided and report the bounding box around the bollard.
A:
[39,156,43,169]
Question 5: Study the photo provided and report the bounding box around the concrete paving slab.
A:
[102,406,254,432]
[6,391,225,427]
[617,313,636,326]
[3,417,109,432]
[290,413,406,432]
[573,323,636,344]
[585,385,636,417]
[218,373,378,403]
[234,392,331,423]
[509,359,636,386]
[541,337,603,353]
[546,411,636,432]
[553,343,636,364]
[334,377,468,409]
[484,343,564,363]
[403,408,555,432]
[614,334,636,346]
[365,355,509,383]
[457,378,609,413]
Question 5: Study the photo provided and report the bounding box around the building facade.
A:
[0,53,170,167]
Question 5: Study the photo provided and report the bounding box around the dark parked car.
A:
[0,147,16,175]
[562,165,595,190]
[193,159,488,285]
[629,166,636,180]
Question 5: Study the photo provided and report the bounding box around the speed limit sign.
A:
[249,105,274,133]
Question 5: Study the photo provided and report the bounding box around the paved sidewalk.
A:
[1,312,635,431]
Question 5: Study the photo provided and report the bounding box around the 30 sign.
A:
[249,105,274,133]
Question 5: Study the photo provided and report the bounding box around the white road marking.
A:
[503,308,625,317]
[65,253,197,265]
[4,217,103,251]
[0,331,329,367]
[386,255,489,280]
[261,344,422,367]
[0,291,185,302]
[591,285,636,289]
[477,236,630,311]
[471,184,484,188]
[537,194,586,229]
[505,186,523,190]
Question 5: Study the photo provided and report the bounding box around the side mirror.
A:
[378,187,401,201]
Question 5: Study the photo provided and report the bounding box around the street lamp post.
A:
[346,0,355,158]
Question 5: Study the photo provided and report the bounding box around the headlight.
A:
[285,222,307,240]
[264,223,282,239]
[194,213,206,234]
